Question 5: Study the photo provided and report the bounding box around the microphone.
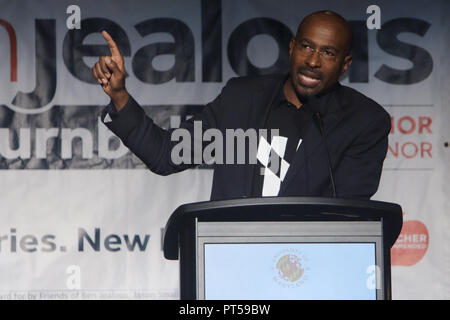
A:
[308,96,337,197]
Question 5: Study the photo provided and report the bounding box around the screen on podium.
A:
[204,243,376,300]
[196,221,383,300]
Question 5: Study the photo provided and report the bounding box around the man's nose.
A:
[305,51,321,68]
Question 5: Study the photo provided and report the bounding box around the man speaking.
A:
[92,10,391,200]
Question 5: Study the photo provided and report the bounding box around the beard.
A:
[291,70,341,105]
[290,78,318,104]
[291,66,324,102]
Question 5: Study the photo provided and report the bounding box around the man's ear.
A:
[289,38,296,58]
[340,55,352,76]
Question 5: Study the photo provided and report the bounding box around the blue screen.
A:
[204,243,377,300]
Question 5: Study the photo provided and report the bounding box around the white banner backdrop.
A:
[0,0,449,299]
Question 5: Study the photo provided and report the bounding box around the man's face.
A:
[288,16,352,99]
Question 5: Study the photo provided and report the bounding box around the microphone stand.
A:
[312,109,337,198]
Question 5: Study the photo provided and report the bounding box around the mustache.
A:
[297,67,323,80]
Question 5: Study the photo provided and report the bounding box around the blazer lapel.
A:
[279,85,346,195]
[243,75,285,197]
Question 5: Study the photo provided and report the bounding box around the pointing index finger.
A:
[102,30,121,58]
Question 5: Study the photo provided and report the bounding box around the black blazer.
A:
[102,74,391,200]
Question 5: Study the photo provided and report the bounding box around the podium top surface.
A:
[163,197,403,260]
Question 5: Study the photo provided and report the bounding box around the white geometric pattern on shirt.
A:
[103,113,113,123]
[257,135,302,197]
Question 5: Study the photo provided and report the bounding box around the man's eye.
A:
[325,50,335,56]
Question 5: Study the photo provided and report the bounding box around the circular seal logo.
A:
[272,249,309,288]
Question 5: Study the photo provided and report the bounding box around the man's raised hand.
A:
[92,31,129,111]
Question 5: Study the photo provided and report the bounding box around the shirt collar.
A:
[272,73,295,109]
[273,73,342,115]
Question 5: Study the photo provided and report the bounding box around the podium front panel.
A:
[196,221,384,300]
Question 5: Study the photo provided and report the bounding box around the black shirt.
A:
[253,81,313,196]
